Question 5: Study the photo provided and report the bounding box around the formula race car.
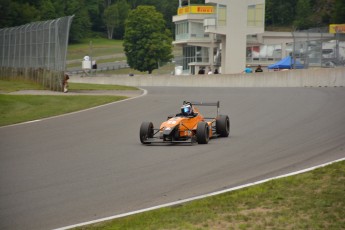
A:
[140,101,230,144]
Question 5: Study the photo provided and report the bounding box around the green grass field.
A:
[76,160,345,229]
[0,79,45,92]
[67,38,125,61]
[69,83,138,91]
[0,94,127,126]
[0,80,137,126]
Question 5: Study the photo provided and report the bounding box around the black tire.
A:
[216,115,230,137]
[196,122,209,144]
[140,122,154,144]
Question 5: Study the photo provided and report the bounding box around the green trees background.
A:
[0,0,344,42]
[123,6,173,74]
[265,0,345,30]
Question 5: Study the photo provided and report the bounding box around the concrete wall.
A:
[69,67,345,88]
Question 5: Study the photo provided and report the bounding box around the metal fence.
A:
[291,27,345,68]
[246,27,345,69]
[0,16,74,91]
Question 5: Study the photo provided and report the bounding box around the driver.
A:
[181,102,193,116]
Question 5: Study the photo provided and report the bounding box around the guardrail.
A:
[66,63,129,75]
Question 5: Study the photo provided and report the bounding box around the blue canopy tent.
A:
[268,56,304,70]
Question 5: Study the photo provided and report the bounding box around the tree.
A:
[1,0,342,39]
[103,0,129,39]
[332,0,345,23]
[309,0,333,26]
[294,0,313,29]
[0,1,40,27]
[113,0,129,39]
[265,0,297,27]
[104,4,119,39]
[84,0,104,34]
[123,6,173,74]
[104,0,113,8]
[55,0,92,42]
[0,0,13,27]
[39,0,57,20]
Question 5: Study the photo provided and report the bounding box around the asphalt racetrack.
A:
[1,87,345,230]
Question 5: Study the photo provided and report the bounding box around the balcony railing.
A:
[175,33,211,42]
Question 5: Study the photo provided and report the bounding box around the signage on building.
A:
[178,6,214,15]
[329,24,345,33]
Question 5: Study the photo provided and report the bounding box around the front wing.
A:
[142,128,197,144]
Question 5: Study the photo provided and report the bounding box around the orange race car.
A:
[140,101,230,144]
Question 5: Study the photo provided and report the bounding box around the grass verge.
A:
[0,79,45,92]
[0,80,138,93]
[0,95,127,126]
[68,83,138,91]
[0,80,138,126]
[76,160,345,230]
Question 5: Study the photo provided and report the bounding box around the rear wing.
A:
[185,101,220,117]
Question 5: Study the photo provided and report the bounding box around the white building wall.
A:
[224,1,248,74]
[206,0,265,74]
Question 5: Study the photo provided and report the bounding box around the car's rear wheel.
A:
[196,122,209,144]
[140,122,154,144]
[216,115,230,137]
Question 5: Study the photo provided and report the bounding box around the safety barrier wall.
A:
[70,67,345,88]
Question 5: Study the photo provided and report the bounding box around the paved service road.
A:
[1,87,345,230]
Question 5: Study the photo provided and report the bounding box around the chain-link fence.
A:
[246,27,345,70]
[0,16,74,91]
[291,27,345,68]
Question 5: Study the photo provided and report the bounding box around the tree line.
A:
[266,0,345,30]
[0,0,344,42]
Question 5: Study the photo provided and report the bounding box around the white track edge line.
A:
[53,156,345,230]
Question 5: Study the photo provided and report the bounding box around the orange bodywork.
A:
[140,101,229,145]
[159,107,213,138]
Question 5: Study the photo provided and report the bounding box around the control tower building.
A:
[173,0,265,74]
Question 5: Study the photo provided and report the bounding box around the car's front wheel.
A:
[196,122,209,144]
[140,122,154,144]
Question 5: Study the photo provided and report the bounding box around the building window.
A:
[247,4,264,27]
[176,21,189,35]
[182,46,194,70]
[175,21,189,40]
[218,5,227,26]
[182,46,209,70]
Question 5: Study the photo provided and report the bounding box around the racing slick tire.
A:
[216,115,230,137]
[196,122,209,144]
[140,122,154,144]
